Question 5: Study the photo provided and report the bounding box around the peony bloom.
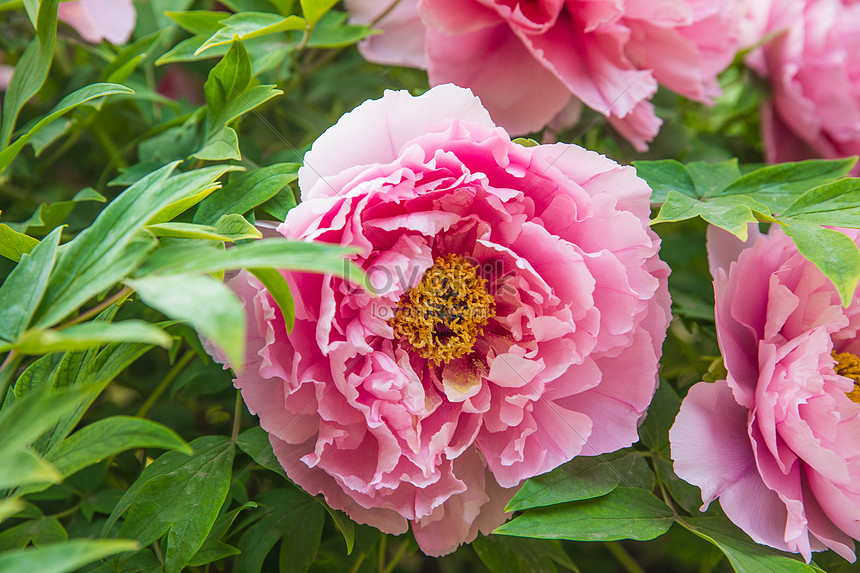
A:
[743,0,860,174]
[0,54,13,92]
[223,84,671,556]
[347,0,744,150]
[670,225,860,562]
[58,0,136,45]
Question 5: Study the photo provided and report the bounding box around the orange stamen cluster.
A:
[832,351,860,404]
[390,255,495,364]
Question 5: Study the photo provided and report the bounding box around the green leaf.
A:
[116,436,235,573]
[187,501,257,567]
[781,178,860,226]
[473,536,579,573]
[157,35,225,66]
[0,0,59,148]
[40,345,154,456]
[0,223,38,261]
[301,0,338,26]
[686,159,742,199]
[204,35,252,127]
[33,163,236,328]
[13,321,172,354]
[126,273,246,369]
[196,12,306,54]
[783,221,860,306]
[495,488,673,542]
[651,191,771,240]
[633,160,697,203]
[513,137,540,148]
[236,426,287,479]
[260,185,298,220]
[234,488,325,573]
[0,83,134,174]
[506,450,654,512]
[0,539,139,573]
[146,214,262,242]
[146,167,243,226]
[47,416,191,478]
[718,158,856,212]
[679,517,826,573]
[322,506,355,555]
[0,385,96,457]
[0,517,66,550]
[654,455,705,516]
[0,498,26,522]
[201,37,283,131]
[639,381,681,452]
[7,187,106,235]
[0,226,62,341]
[136,238,367,291]
[165,10,230,35]
[221,83,283,127]
[305,11,375,48]
[249,267,295,332]
[193,163,299,225]
[102,29,169,84]
[0,448,61,489]
[193,125,241,161]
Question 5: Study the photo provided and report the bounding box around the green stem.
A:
[371,0,403,26]
[58,286,132,329]
[381,539,410,573]
[605,541,645,573]
[0,351,22,398]
[348,553,366,573]
[377,535,387,573]
[135,350,194,419]
[91,121,128,169]
[231,390,242,443]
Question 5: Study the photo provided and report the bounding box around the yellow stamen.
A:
[832,351,860,404]
[390,255,495,364]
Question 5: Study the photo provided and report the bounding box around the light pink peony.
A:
[744,0,860,173]
[670,225,860,562]
[347,0,744,150]
[224,84,671,555]
[0,54,13,92]
[58,0,136,45]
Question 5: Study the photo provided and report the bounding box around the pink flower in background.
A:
[348,0,426,68]
[58,0,136,44]
[670,226,860,562]
[223,84,671,555]
[348,0,743,151]
[744,0,860,174]
[0,54,13,91]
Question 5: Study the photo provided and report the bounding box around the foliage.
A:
[0,1,858,573]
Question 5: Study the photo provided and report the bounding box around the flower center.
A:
[832,351,860,404]
[390,254,495,364]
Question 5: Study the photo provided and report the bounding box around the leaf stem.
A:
[381,539,410,573]
[231,390,242,443]
[377,534,387,573]
[135,350,194,418]
[59,286,132,329]
[348,553,366,573]
[605,541,645,573]
[0,350,21,397]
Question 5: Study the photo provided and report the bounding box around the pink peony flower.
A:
[58,0,136,45]
[670,225,860,562]
[347,0,744,150]
[348,0,427,68]
[223,84,671,556]
[0,54,13,92]
[744,0,860,174]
